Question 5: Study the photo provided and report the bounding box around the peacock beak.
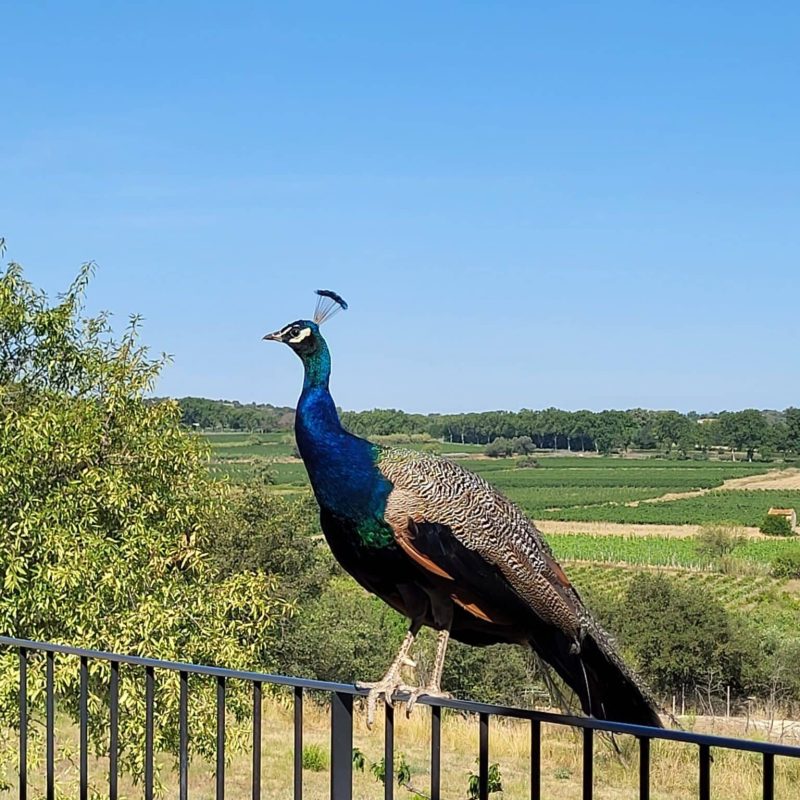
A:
[263,330,283,342]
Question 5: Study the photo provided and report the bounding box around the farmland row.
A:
[537,490,800,527]
[566,563,800,637]
[546,533,800,570]
[204,436,800,529]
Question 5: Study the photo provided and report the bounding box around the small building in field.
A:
[768,507,797,530]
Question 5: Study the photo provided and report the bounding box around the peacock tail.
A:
[375,446,662,727]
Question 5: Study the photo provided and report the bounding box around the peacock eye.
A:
[290,327,301,336]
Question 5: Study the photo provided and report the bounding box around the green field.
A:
[566,562,800,638]
[547,533,800,570]
[501,485,676,513]
[474,464,770,488]
[202,432,800,709]
[204,434,799,530]
[537,489,800,527]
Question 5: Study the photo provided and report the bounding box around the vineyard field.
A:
[566,563,800,637]
[500,486,667,513]
[538,490,800,527]
[482,466,763,489]
[546,533,800,569]
[203,435,799,530]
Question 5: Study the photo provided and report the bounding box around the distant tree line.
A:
[342,407,800,459]
[171,396,295,431]
[175,397,800,460]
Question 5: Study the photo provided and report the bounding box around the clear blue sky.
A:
[2,2,798,413]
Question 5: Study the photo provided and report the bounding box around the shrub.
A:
[615,573,751,696]
[275,577,407,683]
[511,435,536,454]
[485,437,512,457]
[554,767,572,780]
[468,761,503,798]
[695,525,743,559]
[370,753,412,787]
[439,641,536,707]
[760,514,794,537]
[770,551,800,579]
[208,487,335,601]
[302,744,328,771]
[352,747,366,772]
[486,435,535,458]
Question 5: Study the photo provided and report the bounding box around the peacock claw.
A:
[405,686,453,718]
[357,678,416,729]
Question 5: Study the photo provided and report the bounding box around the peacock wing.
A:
[376,448,587,637]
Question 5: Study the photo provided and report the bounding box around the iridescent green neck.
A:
[301,339,332,390]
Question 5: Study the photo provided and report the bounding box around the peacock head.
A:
[263,319,322,357]
[263,290,348,360]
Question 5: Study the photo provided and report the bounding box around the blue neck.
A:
[294,337,392,524]
[295,340,341,452]
[302,340,332,393]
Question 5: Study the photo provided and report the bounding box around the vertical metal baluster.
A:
[330,692,353,800]
[582,728,593,800]
[80,656,88,800]
[252,681,261,800]
[698,744,710,800]
[217,676,226,800]
[384,703,394,800]
[180,670,189,800]
[764,753,775,800]
[110,661,119,800]
[294,687,303,800]
[762,753,774,800]
[46,652,55,800]
[478,712,489,800]
[19,648,27,800]
[530,720,541,800]
[638,737,650,800]
[431,706,441,800]
[145,666,154,800]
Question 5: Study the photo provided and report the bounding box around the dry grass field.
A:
[16,697,800,799]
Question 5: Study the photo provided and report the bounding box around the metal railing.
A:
[3,634,800,800]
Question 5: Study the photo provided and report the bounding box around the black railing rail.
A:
[3,634,800,800]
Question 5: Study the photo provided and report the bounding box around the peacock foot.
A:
[405,686,453,717]
[357,675,416,729]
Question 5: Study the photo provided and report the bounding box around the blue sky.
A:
[2,2,798,413]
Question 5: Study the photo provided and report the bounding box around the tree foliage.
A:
[0,252,292,786]
[760,513,794,537]
[208,487,334,601]
[176,395,294,431]
[615,573,751,697]
[188,395,797,461]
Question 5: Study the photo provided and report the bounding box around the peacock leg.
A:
[357,621,421,728]
[406,627,453,716]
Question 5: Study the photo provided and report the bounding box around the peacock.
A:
[264,290,662,728]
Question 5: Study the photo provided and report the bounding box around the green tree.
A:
[0,250,292,786]
[718,410,768,461]
[785,407,800,455]
[616,573,750,698]
[208,487,336,601]
[652,411,693,456]
[571,410,595,452]
[276,577,407,683]
[759,514,794,537]
[590,410,633,454]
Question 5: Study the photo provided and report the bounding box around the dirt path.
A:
[626,467,800,506]
[537,520,764,539]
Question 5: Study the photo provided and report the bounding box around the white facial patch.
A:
[288,327,312,344]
